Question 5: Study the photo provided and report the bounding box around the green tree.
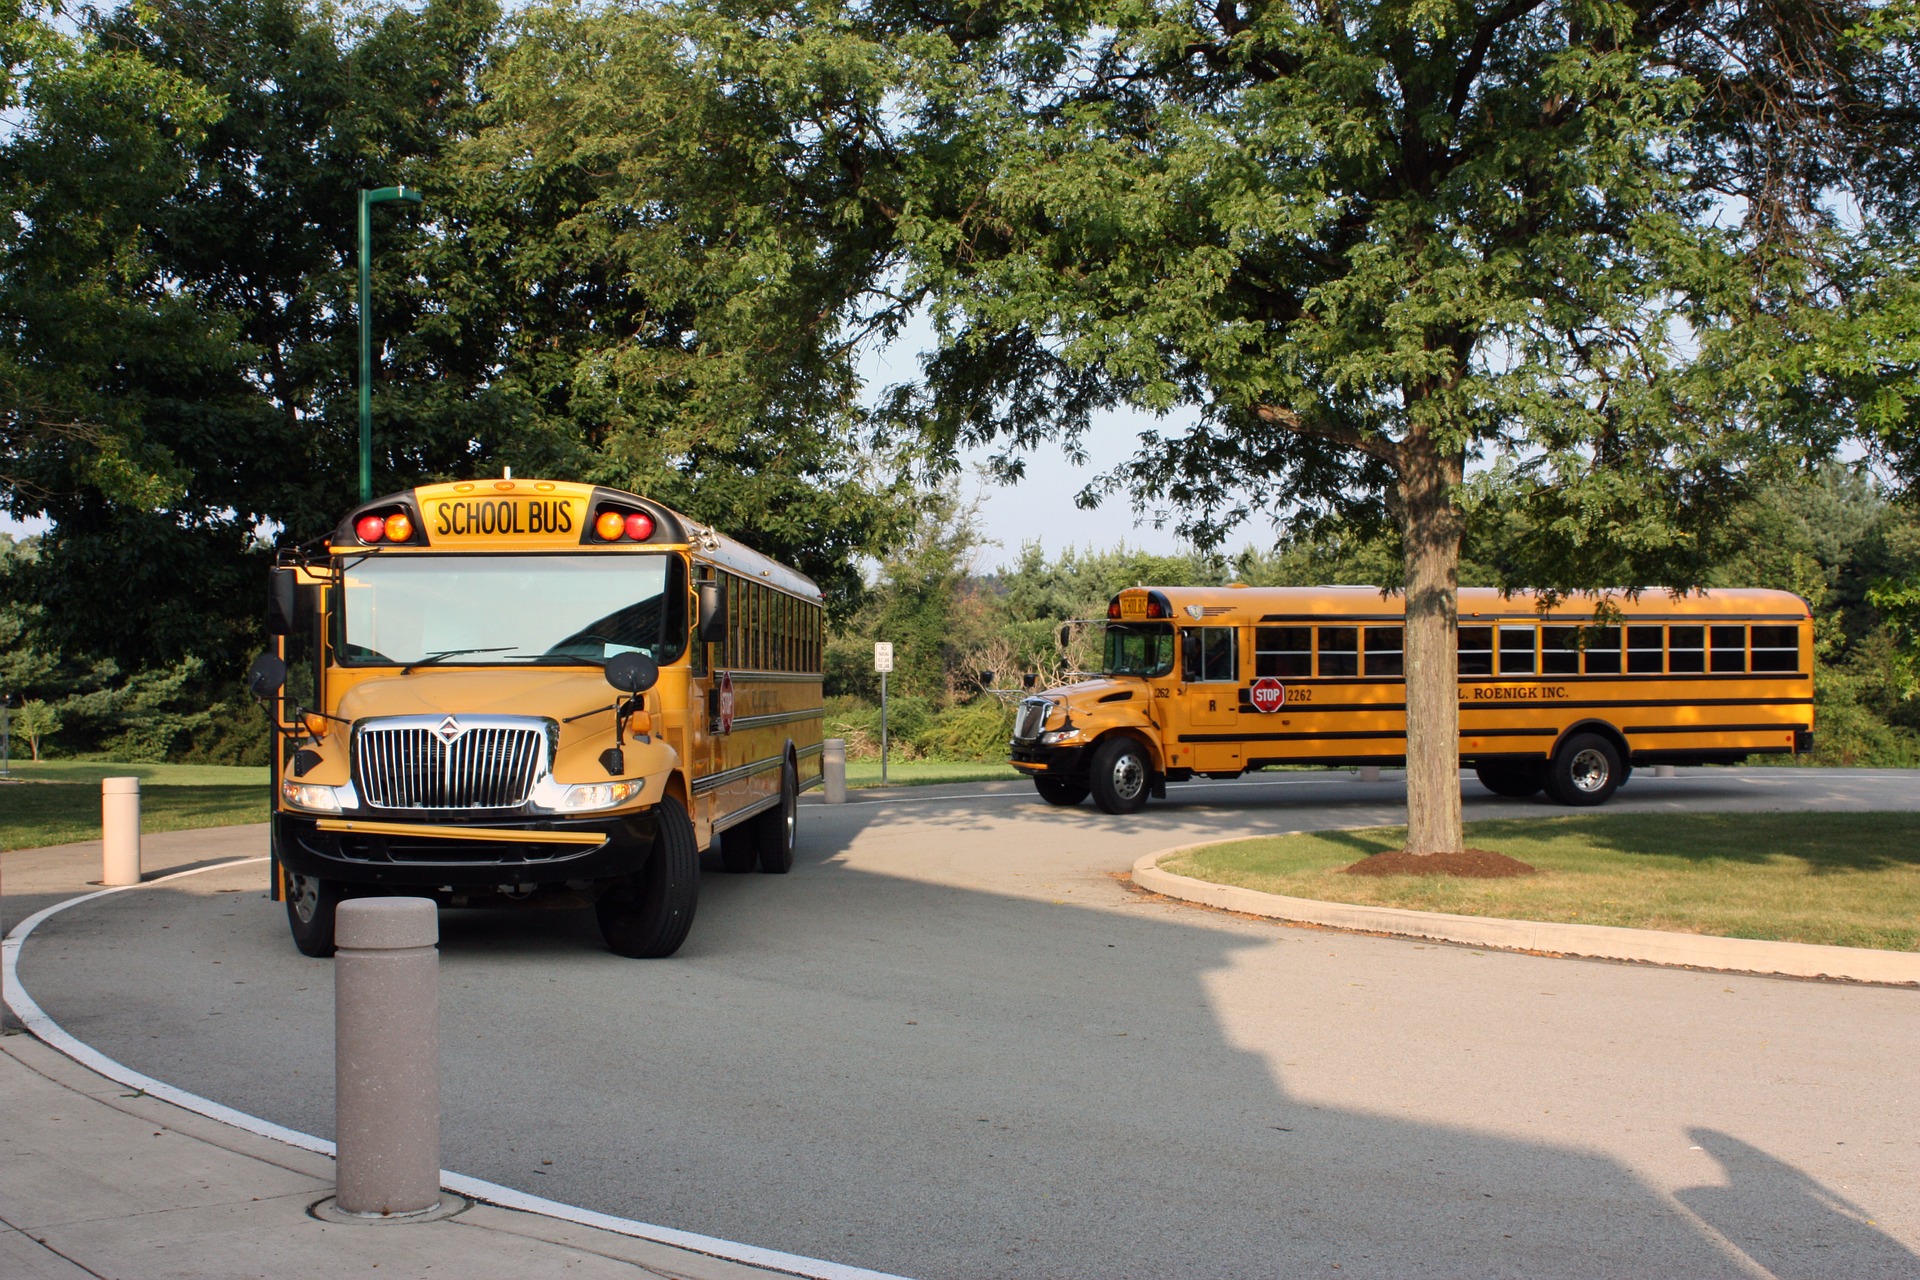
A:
[12,699,59,761]
[880,0,1916,852]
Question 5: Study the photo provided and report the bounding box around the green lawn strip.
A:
[846,760,1026,788]
[1,782,267,852]
[3,760,268,786]
[1159,812,1920,952]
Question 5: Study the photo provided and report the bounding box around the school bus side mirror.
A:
[266,568,299,636]
[246,652,287,698]
[1058,625,1071,649]
[604,651,660,695]
[697,581,727,643]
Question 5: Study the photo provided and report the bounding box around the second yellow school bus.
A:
[1010,585,1814,814]
[249,479,824,958]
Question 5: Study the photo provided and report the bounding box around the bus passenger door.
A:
[1179,627,1243,773]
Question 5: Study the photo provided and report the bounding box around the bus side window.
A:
[1542,626,1581,675]
[1583,626,1622,674]
[1498,625,1536,676]
[1255,627,1311,677]
[1363,626,1403,677]
[1183,628,1237,682]
[1668,625,1705,673]
[1457,627,1493,676]
[1318,627,1358,677]
[1751,625,1799,671]
[1711,625,1746,672]
[1627,625,1664,674]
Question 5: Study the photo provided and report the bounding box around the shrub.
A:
[913,699,1017,761]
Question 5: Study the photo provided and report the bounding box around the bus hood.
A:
[336,667,626,725]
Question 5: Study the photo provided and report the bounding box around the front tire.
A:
[286,872,345,958]
[1474,762,1546,798]
[597,796,700,957]
[1088,737,1151,815]
[1034,777,1090,807]
[1545,733,1622,807]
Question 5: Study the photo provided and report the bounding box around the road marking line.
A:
[3,860,916,1280]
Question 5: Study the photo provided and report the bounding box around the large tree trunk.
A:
[1398,439,1465,856]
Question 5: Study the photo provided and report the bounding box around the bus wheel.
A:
[753,761,797,874]
[1546,734,1622,807]
[286,872,344,958]
[1089,738,1151,815]
[1474,762,1545,798]
[1034,778,1090,807]
[597,797,700,958]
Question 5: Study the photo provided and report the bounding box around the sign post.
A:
[874,642,894,784]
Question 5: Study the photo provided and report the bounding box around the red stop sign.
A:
[1249,677,1286,713]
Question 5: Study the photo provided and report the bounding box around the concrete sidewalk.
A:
[0,1031,790,1280]
[1,830,823,1280]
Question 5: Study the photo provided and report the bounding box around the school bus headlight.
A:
[282,780,344,813]
[531,779,642,813]
[1041,728,1087,746]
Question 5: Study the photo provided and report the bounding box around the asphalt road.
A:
[10,768,1920,1279]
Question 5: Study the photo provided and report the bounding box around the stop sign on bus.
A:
[1249,676,1285,713]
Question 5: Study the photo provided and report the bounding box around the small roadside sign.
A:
[874,642,894,673]
[1249,676,1286,713]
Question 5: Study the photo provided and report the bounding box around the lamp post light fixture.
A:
[358,185,423,503]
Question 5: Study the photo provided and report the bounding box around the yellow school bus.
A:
[1009,585,1814,814]
[248,479,824,958]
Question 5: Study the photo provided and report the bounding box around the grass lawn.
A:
[1160,812,1920,952]
[846,759,1025,788]
[1,762,268,851]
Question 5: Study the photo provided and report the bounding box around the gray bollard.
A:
[823,737,847,804]
[1653,765,1677,778]
[1357,766,1382,783]
[101,777,141,886]
[334,898,441,1218]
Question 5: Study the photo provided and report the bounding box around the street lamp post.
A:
[358,185,423,503]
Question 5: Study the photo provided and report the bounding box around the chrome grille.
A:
[1013,697,1052,743]
[354,716,548,810]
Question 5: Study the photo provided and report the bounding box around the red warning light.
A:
[624,511,654,541]
[355,515,387,543]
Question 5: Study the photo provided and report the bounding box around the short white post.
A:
[1653,765,1677,778]
[334,898,441,1218]
[101,777,141,886]
[1357,766,1382,784]
[822,738,847,805]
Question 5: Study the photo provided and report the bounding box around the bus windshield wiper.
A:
[401,646,519,674]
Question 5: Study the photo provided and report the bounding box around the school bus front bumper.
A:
[1011,741,1089,775]
[273,809,659,890]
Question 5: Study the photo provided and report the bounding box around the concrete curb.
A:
[1133,841,1920,986]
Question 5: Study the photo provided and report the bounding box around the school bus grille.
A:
[353,719,548,810]
[1014,698,1051,742]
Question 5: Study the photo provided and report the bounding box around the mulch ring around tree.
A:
[1342,848,1537,878]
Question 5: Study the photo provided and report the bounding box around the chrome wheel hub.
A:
[1570,748,1610,793]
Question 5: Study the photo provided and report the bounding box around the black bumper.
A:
[1010,741,1088,775]
[274,809,659,889]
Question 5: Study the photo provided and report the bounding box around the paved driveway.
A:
[10,768,1919,1279]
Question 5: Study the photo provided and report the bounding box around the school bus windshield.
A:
[1104,623,1175,678]
[339,553,685,667]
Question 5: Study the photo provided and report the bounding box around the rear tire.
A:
[753,760,797,874]
[1034,777,1090,807]
[597,796,700,957]
[1088,738,1151,815]
[1545,733,1622,807]
[285,872,345,958]
[1474,762,1546,798]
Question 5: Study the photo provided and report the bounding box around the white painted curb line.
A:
[3,858,915,1280]
[1133,841,1920,986]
